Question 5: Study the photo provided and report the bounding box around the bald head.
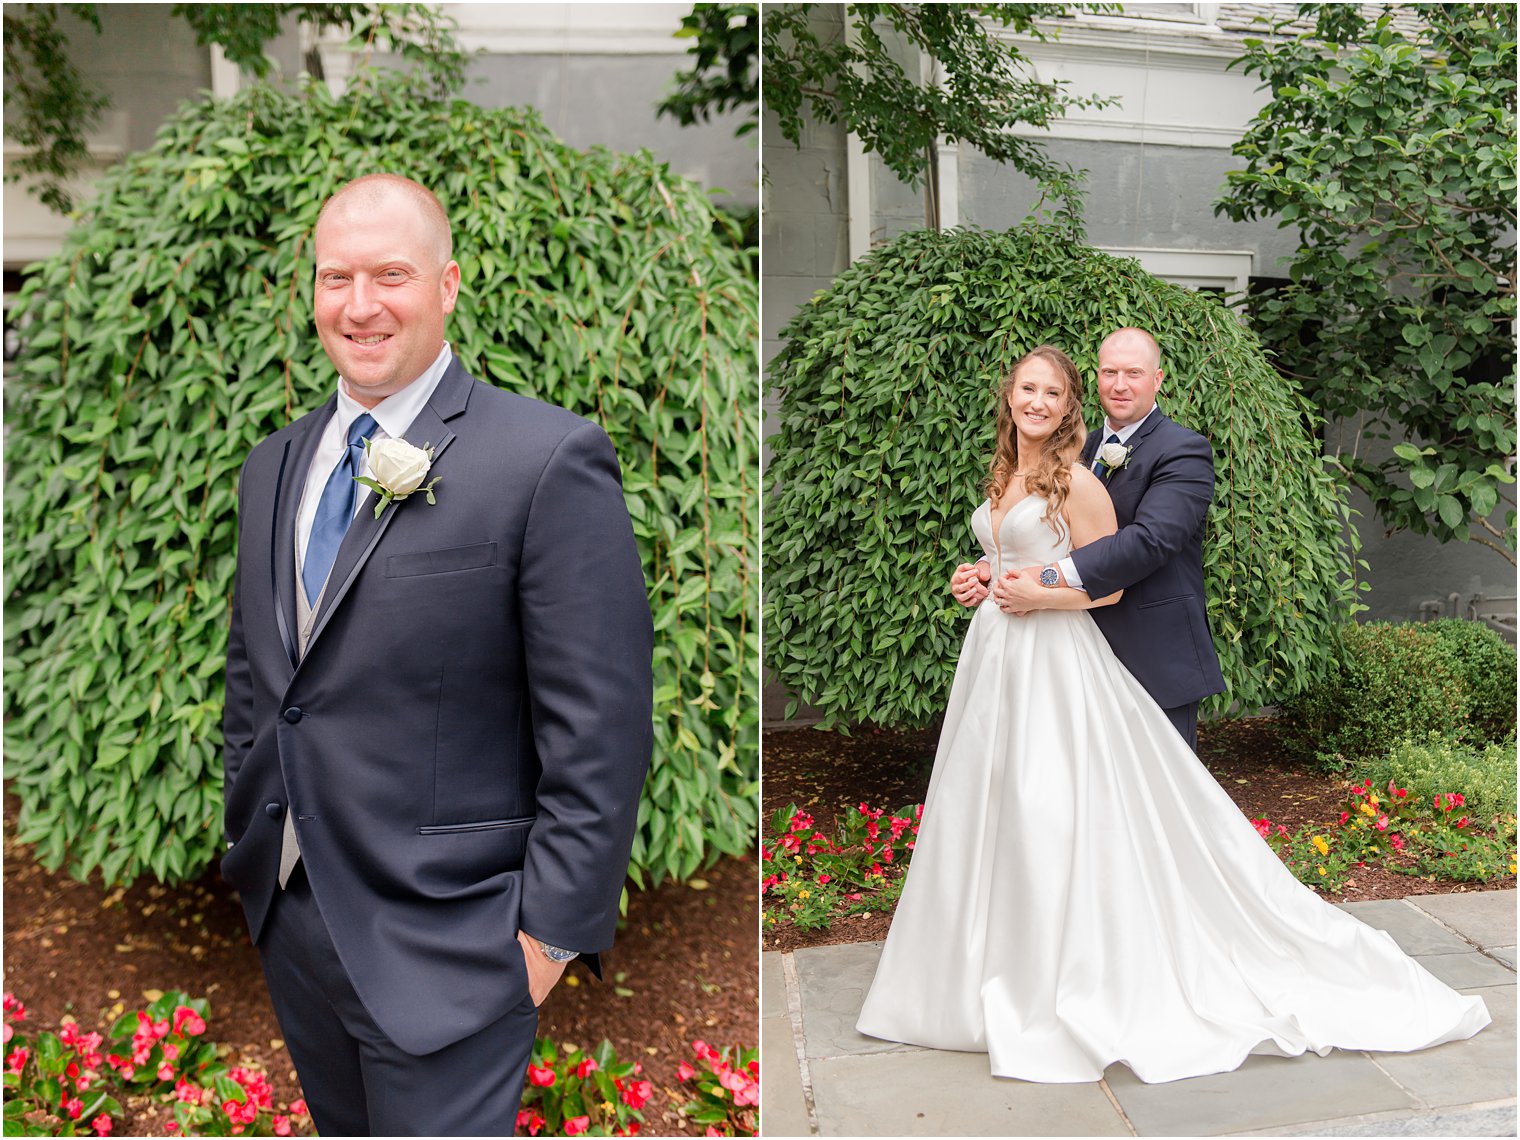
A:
[1099,327,1162,371]
[317,174,453,269]
[1095,326,1164,429]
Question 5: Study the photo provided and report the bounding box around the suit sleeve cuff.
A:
[1059,556,1085,592]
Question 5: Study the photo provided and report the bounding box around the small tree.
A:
[1217,3,1517,564]
[5,68,757,889]
[765,226,1361,729]
[761,3,1117,227]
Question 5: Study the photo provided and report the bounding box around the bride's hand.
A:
[950,561,991,606]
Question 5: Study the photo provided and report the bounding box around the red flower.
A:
[289,1099,308,1117]
[1454,793,1466,807]
[7,1047,29,1074]
[676,1060,696,1081]
[527,1063,557,1087]
[175,1078,201,1105]
[2,994,25,1020]
[564,1115,590,1136]
[705,1128,726,1137]
[575,1056,598,1079]
[693,1040,719,1063]
[63,1096,84,1121]
[844,892,862,901]
[1390,834,1405,851]
[620,1078,653,1109]
[1456,816,1469,829]
[1338,812,1350,826]
[173,1006,206,1037]
[1251,818,1271,838]
[816,873,831,885]
[91,1115,113,1136]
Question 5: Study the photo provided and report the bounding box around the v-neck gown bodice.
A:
[854,497,1490,1084]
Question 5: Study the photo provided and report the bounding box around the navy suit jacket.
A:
[1070,409,1225,710]
[221,357,653,1056]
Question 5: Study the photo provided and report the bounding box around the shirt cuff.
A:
[1059,556,1085,592]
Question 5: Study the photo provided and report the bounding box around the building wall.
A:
[5,3,755,269]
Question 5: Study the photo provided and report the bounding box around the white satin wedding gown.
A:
[855,495,1490,1084]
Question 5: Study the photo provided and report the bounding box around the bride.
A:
[854,344,1490,1085]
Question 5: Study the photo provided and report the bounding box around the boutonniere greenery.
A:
[1096,440,1133,474]
[356,437,440,518]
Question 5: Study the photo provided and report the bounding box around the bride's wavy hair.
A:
[983,345,1088,539]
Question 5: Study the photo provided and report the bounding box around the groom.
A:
[221,174,653,1135]
[953,327,1224,747]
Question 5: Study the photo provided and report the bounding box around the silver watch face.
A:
[1039,566,1059,588]
[542,944,578,963]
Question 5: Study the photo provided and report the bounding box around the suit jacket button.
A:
[283,707,302,724]
[265,803,284,820]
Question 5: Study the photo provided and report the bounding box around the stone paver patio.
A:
[762,890,1516,1137]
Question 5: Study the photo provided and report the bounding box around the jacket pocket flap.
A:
[386,542,498,579]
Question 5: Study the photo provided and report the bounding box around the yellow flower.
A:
[798,889,810,899]
[1311,835,1329,856]
[1508,862,1516,874]
[794,855,802,863]
[1317,865,1327,875]
[1369,794,1379,808]
[1358,803,1377,817]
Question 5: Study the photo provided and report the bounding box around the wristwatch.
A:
[534,938,579,964]
[1039,565,1060,588]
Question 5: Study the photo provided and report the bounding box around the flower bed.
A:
[762,803,922,932]
[1255,778,1517,892]
[3,991,309,1137]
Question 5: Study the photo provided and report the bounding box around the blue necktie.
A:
[1091,432,1121,477]
[302,413,378,606]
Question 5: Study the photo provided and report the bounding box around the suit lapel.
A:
[300,360,474,658]
[1103,408,1168,485]
[272,395,336,669]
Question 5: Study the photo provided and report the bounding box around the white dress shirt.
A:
[294,342,454,595]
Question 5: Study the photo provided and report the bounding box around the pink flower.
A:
[575,1056,598,1079]
[844,892,862,901]
[273,1117,291,1137]
[1374,814,1389,831]
[527,1063,556,1087]
[63,1096,84,1121]
[91,1115,112,1136]
[564,1115,590,1135]
[1338,811,1350,826]
[705,1128,725,1137]
[2,994,25,1020]
[1251,818,1271,838]
[620,1078,653,1109]
[173,1004,206,1037]
[676,1060,696,1081]
[175,1078,201,1105]
[7,1047,30,1074]
[1390,834,1405,851]
[693,1040,719,1063]
[289,1099,307,1117]
[1454,793,1466,807]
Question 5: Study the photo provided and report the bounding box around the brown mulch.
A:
[762,717,1516,953]
[3,789,756,1136]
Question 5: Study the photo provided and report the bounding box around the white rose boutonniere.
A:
[1096,440,1132,473]
[356,437,440,518]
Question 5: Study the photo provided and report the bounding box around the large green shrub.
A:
[764,225,1359,728]
[4,69,757,888]
[1280,621,1511,770]
[1424,619,1518,745]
